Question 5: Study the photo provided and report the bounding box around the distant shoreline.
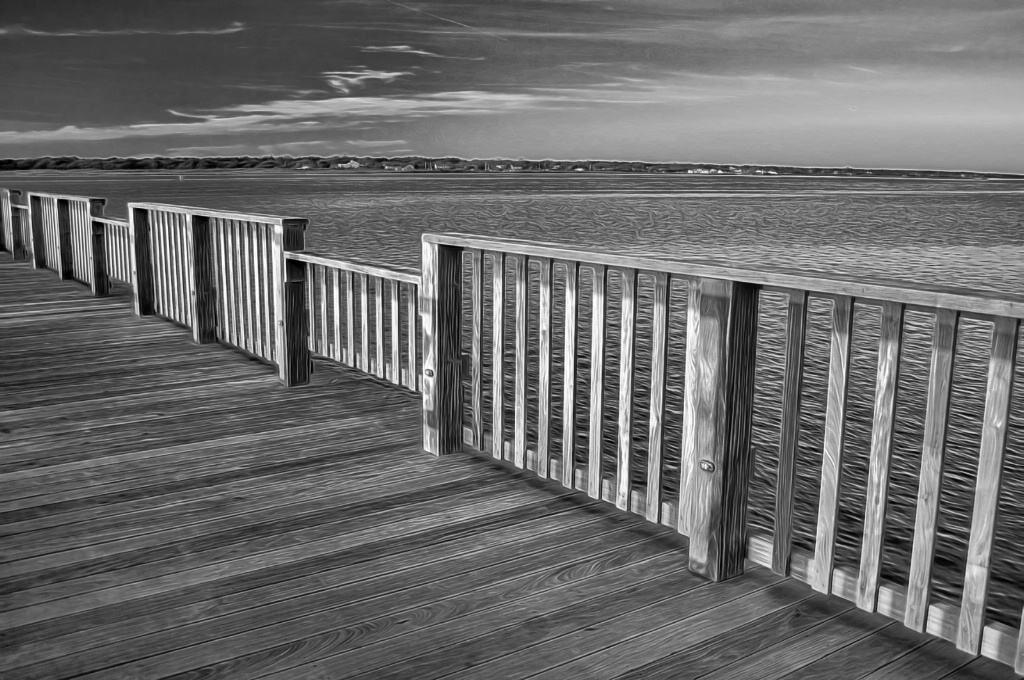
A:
[2,156,1021,180]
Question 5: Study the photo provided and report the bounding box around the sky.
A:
[0,0,1022,172]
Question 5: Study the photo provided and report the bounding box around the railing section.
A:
[421,232,1024,673]
[287,251,421,392]
[0,189,29,261]
[127,202,311,385]
[95,216,132,285]
[15,192,106,292]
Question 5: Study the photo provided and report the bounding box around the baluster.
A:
[250,226,264,355]
[390,279,400,384]
[224,220,239,345]
[561,260,580,489]
[306,266,317,354]
[645,272,671,523]
[152,212,165,316]
[958,316,1019,654]
[89,219,109,297]
[857,301,905,612]
[346,270,355,366]
[588,264,608,500]
[321,265,330,357]
[332,269,343,362]
[242,222,256,349]
[679,276,760,582]
[536,256,553,478]
[360,273,370,372]
[215,221,231,345]
[375,276,385,378]
[260,226,273,359]
[421,239,463,455]
[176,213,189,325]
[811,295,854,594]
[491,251,506,460]
[514,254,528,469]
[615,267,638,511]
[470,248,484,447]
[905,308,959,631]
[405,280,418,390]
[773,289,809,575]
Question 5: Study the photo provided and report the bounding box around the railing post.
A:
[9,191,26,261]
[129,206,155,315]
[56,198,74,279]
[189,215,217,343]
[28,195,45,270]
[421,237,463,455]
[679,276,760,582]
[88,200,109,296]
[272,219,310,386]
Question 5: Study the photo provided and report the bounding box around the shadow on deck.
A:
[0,254,1012,679]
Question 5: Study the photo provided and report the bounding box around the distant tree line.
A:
[0,155,1015,179]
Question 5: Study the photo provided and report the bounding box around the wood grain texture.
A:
[561,260,580,489]
[390,278,400,384]
[421,240,463,455]
[424,233,1024,319]
[645,271,671,523]
[958,316,1020,655]
[491,251,506,460]
[857,300,905,612]
[375,275,385,378]
[536,256,553,479]
[405,280,418,391]
[904,307,958,632]
[616,267,639,511]
[128,207,154,316]
[331,269,342,362]
[359,272,370,372]
[89,220,109,297]
[470,248,484,448]
[346,270,355,366]
[272,220,309,386]
[189,215,217,344]
[682,276,760,582]
[773,289,808,575]
[811,295,854,594]
[587,264,609,500]
[511,254,528,468]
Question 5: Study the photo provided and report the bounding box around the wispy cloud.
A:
[0,21,245,37]
[360,45,484,60]
[344,139,407,147]
[322,69,412,94]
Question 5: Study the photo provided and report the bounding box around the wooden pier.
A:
[1,186,1023,678]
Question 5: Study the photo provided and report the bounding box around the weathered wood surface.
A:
[0,255,1010,679]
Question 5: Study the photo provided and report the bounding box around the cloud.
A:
[344,139,408,147]
[322,69,413,94]
[360,45,484,60]
[0,21,245,37]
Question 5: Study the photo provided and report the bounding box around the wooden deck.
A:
[0,254,1015,680]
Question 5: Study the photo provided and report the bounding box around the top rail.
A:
[129,202,307,227]
[286,250,421,285]
[424,233,1024,319]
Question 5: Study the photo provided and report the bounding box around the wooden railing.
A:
[289,252,421,391]
[421,232,1024,672]
[96,216,132,285]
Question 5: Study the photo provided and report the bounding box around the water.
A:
[6,170,1024,627]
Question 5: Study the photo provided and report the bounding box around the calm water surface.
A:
[8,171,1024,626]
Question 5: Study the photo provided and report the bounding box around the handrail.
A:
[287,250,421,285]
[420,231,1023,672]
[425,233,1024,319]
[128,202,305,226]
